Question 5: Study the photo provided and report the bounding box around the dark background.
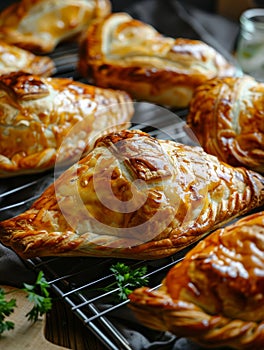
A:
[0,1,263,13]
[0,1,216,13]
[111,0,216,12]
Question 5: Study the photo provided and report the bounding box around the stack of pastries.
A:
[0,1,264,349]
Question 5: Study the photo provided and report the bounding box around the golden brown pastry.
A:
[187,75,264,174]
[0,129,264,260]
[0,71,133,177]
[129,210,264,349]
[0,40,55,76]
[78,12,236,108]
[0,0,111,54]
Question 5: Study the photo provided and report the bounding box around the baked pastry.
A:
[0,0,111,54]
[0,129,264,259]
[78,12,236,108]
[129,210,264,349]
[187,75,264,174]
[0,71,133,177]
[0,40,55,76]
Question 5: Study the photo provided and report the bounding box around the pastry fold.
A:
[0,71,133,177]
[187,75,264,174]
[0,40,55,76]
[129,210,264,349]
[0,129,264,259]
[0,0,111,53]
[78,12,236,108]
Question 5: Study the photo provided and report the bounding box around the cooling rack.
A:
[0,47,195,350]
[0,43,232,350]
[0,109,198,350]
[25,252,193,350]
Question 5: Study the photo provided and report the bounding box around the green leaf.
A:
[104,263,149,302]
[23,271,52,323]
[0,288,16,335]
[0,270,53,335]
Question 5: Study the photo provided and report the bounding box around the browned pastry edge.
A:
[0,40,55,76]
[129,287,264,349]
[0,129,264,260]
[78,12,236,108]
[0,72,133,177]
[129,210,264,349]
[0,0,112,54]
[24,54,56,77]
[187,75,264,174]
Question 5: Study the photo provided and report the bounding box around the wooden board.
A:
[0,285,69,350]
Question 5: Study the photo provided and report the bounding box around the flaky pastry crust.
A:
[0,71,133,177]
[0,129,264,260]
[78,12,236,108]
[187,75,264,174]
[129,210,264,349]
[0,40,55,76]
[0,0,111,53]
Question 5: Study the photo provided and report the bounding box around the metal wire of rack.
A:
[25,252,190,350]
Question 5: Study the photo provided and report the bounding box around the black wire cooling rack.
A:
[0,43,233,350]
[0,44,198,349]
[0,109,198,350]
[25,252,192,350]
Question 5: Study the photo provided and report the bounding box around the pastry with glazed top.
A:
[0,71,133,177]
[187,75,264,174]
[0,40,55,76]
[129,210,264,349]
[0,0,111,54]
[0,129,264,259]
[78,12,236,108]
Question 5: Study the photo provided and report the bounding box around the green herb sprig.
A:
[0,270,52,335]
[0,289,16,335]
[104,262,149,301]
[23,270,52,323]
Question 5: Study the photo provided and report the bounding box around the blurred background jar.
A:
[236,8,264,81]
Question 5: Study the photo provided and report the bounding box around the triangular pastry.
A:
[129,210,264,349]
[0,0,111,53]
[0,71,133,177]
[0,40,55,76]
[78,12,236,108]
[0,129,264,259]
[187,75,264,174]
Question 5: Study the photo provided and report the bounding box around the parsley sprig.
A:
[0,289,16,334]
[0,270,52,335]
[23,271,52,323]
[104,262,149,301]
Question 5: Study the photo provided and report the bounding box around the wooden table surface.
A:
[45,295,108,350]
[1,286,108,350]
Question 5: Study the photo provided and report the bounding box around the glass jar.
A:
[236,8,264,81]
